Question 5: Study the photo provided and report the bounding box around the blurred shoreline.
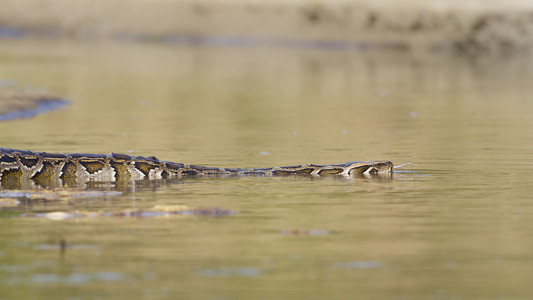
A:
[1,0,533,54]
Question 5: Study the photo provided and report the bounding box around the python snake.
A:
[0,148,393,186]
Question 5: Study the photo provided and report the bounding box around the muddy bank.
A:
[0,89,67,121]
[1,0,533,54]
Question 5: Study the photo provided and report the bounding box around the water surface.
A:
[0,39,533,299]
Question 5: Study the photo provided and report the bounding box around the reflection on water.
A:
[197,267,262,278]
[331,260,383,270]
[0,39,533,298]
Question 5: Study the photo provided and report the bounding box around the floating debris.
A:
[23,205,236,220]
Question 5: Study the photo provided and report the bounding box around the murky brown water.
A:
[1,38,533,299]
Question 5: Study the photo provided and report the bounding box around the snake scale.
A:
[0,148,393,186]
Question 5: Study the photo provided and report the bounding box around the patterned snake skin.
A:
[0,148,393,186]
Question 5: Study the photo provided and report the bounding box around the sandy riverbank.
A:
[1,0,533,54]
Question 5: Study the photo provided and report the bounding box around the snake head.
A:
[345,160,393,176]
[365,160,394,175]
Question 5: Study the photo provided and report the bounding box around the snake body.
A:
[0,148,393,186]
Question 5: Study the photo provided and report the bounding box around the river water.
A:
[0,39,533,299]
